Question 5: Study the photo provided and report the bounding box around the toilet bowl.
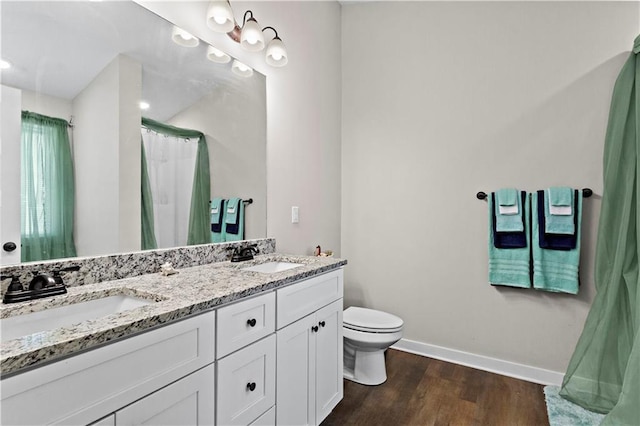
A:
[343,306,403,386]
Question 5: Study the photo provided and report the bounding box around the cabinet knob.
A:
[319,321,326,328]
[247,318,257,327]
[246,382,256,392]
[311,325,319,333]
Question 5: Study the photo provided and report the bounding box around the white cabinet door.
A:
[276,298,343,426]
[116,363,215,426]
[275,314,317,426]
[314,299,343,425]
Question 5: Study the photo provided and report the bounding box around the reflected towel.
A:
[488,193,531,288]
[211,198,226,243]
[225,198,245,241]
[532,192,582,294]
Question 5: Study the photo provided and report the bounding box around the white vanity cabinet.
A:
[276,269,344,426]
[1,266,345,426]
[0,311,215,426]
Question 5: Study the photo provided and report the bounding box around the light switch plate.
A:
[291,206,299,223]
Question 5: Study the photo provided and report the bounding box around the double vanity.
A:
[0,244,346,426]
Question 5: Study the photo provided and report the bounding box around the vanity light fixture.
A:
[171,26,199,48]
[206,1,288,67]
[207,45,231,64]
[231,60,253,77]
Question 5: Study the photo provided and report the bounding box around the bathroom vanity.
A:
[0,252,345,426]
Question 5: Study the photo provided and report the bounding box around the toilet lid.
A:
[343,307,403,333]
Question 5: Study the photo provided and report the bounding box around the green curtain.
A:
[140,140,157,250]
[21,111,77,262]
[559,35,640,424]
[141,117,211,246]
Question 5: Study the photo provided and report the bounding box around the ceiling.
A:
[1,1,252,122]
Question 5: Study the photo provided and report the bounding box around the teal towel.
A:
[496,188,518,206]
[495,188,524,232]
[488,193,531,288]
[225,198,240,225]
[532,193,582,294]
[210,198,226,243]
[548,186,572,206]
[544,189,575,235]
[224,198,245,242]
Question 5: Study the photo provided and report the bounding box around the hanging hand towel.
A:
[224,198,245,241]
[496,188,519,215]
[544,187,575,234]
[532,190,582,294]
[488,193,531,288]
[495,188,524,232]
[492,191,527,248]
[537,191,577,250]
[210,198,226,243]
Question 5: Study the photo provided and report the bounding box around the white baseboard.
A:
[391,338,564,386]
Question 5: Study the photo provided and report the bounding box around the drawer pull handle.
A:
[311,325,319,333]
[247,318,257,327]
[247,382,257,392]
[319,321,326,328]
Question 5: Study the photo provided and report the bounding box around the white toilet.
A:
[343,306,404,386]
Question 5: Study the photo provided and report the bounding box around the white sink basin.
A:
[1,294,154,342]
[242,261,303,274]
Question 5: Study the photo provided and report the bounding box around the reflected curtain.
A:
[559,35,640,424]
[140,140,157,250]
[21,111,77,262]
[141,117,210,248]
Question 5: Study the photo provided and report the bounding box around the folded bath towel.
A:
[532,191,582,294]
[492,191,527,248]
[224,198,245,241]
[488,193,531,288]
[495,188,524,232]
[537,191,577,250]
[210,198,226,243]
[544,187,575,235]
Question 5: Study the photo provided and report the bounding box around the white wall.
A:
[135,1,343,256]
[0,86,22,265]
[73,55,141,256]
[169,75,267,241]
[21,90,72,122]
[341,1,639,375]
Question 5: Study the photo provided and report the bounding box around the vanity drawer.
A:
[217,291,275,358]
[277,269,343,329]
[217,334,276,426]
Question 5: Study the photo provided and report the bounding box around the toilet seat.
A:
[343,307,403,333]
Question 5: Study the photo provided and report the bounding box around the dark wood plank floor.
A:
[322,349,549,426]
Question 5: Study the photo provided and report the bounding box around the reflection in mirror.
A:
[0,1,267,265]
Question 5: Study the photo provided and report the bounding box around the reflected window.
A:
[20,111,77,262]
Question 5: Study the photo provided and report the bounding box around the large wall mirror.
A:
[0,1,267,265]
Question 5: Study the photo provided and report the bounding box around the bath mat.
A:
[544,386,605,426]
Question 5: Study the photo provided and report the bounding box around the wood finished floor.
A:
[322,349,549,426]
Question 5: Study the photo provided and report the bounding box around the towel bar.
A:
[476,189,593,200]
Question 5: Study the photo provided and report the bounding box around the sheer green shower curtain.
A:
[559,35,640,425]
[140,117,211,246]
[21,111,77,262]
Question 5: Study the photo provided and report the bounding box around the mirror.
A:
[0,1,267,264]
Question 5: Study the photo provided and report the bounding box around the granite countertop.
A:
[0,254,346,377]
